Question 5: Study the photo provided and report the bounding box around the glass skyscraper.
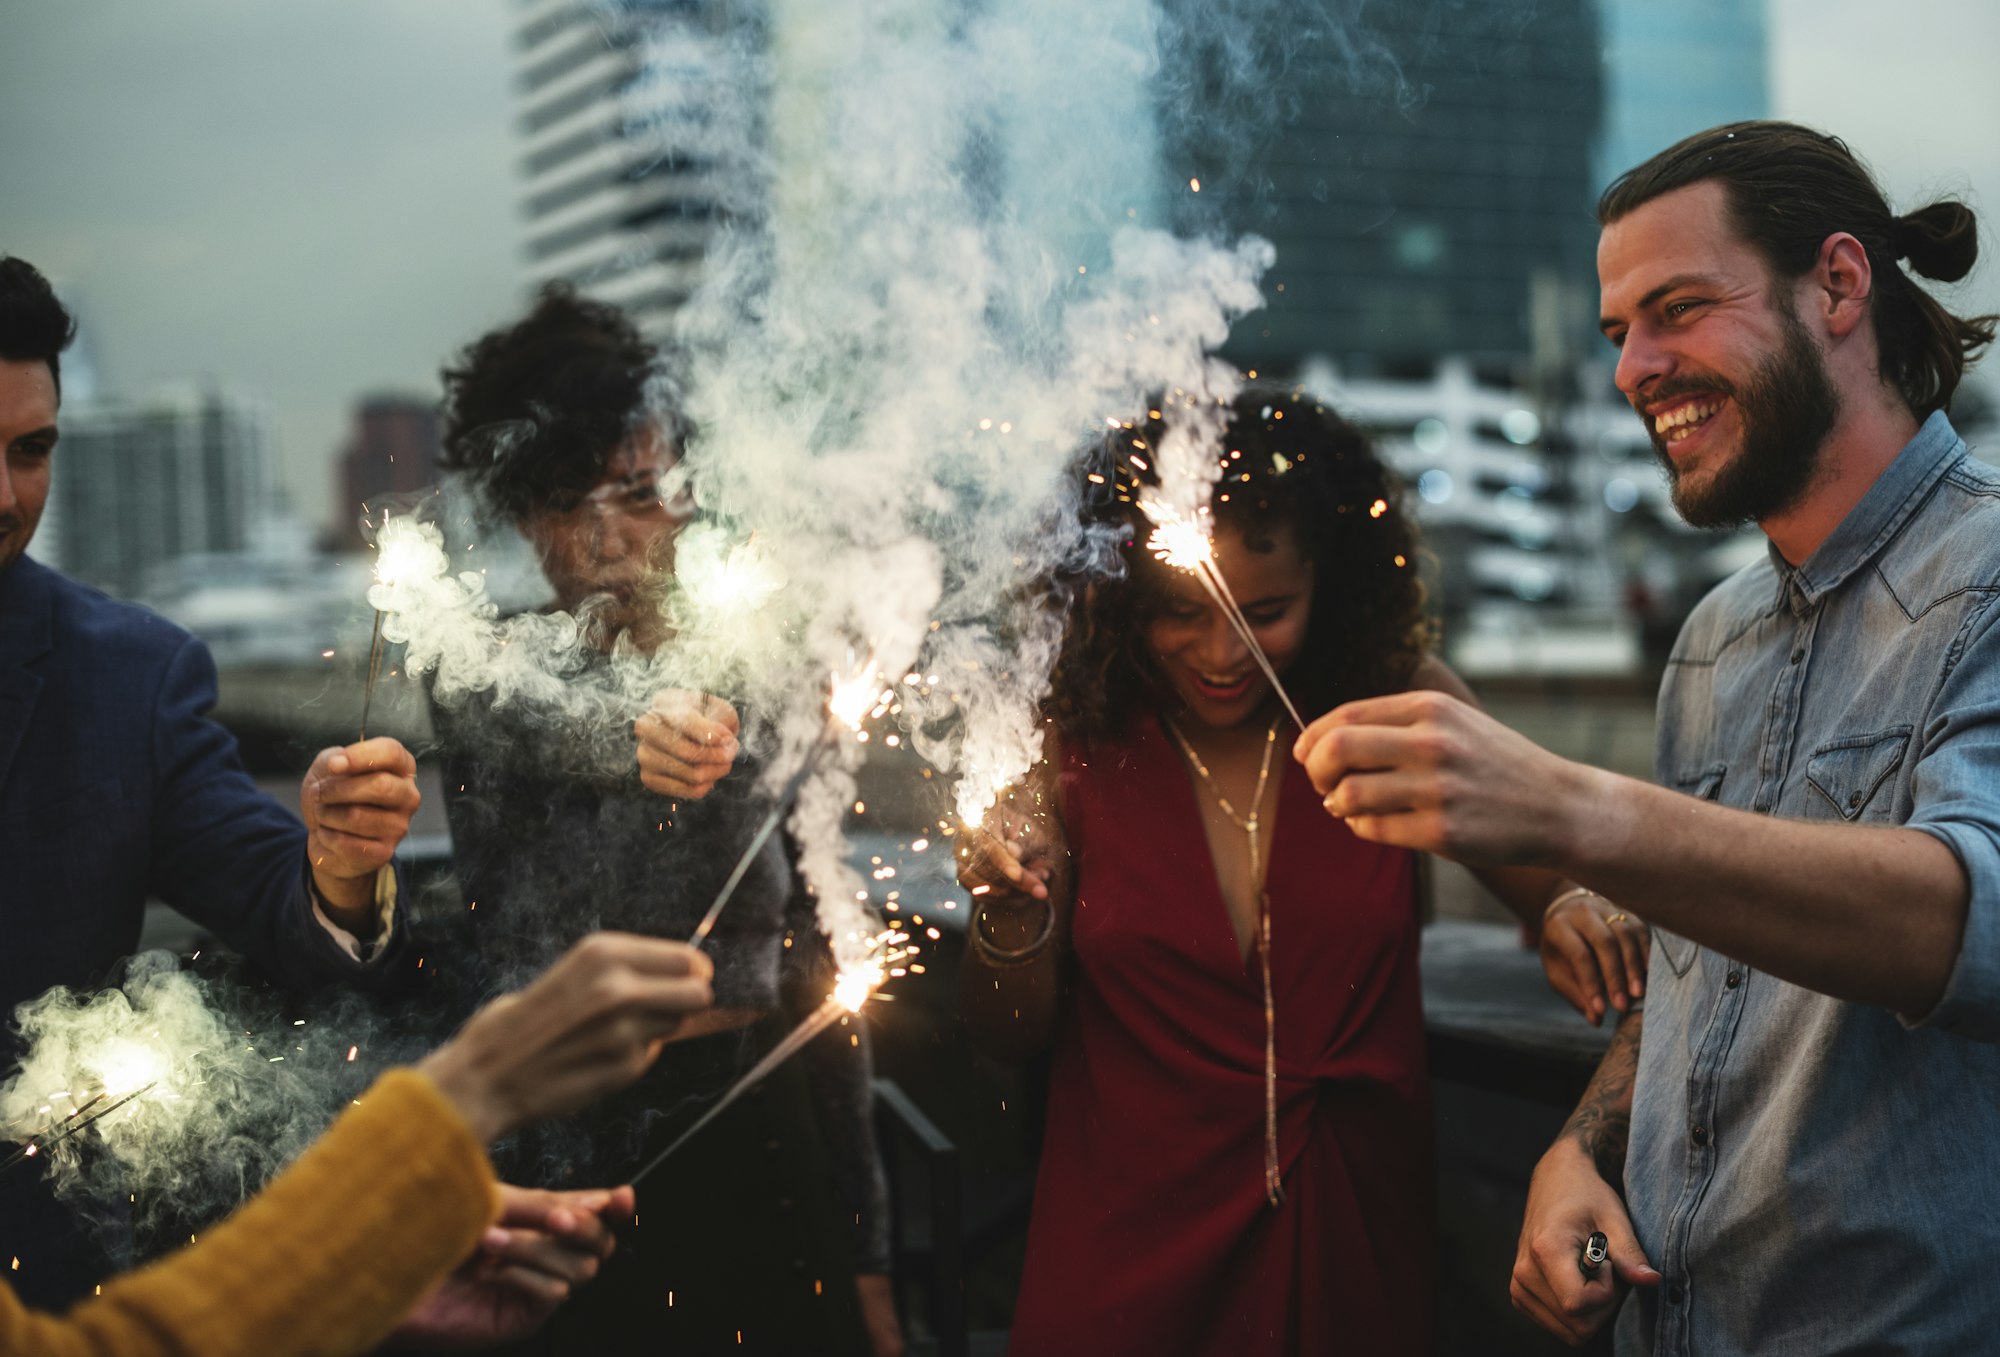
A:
[1595,0,1769,190]
[1167,0,1606,374]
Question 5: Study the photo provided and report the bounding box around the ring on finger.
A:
[1606,912,1628,925]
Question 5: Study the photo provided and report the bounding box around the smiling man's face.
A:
[1597,179,1839,529]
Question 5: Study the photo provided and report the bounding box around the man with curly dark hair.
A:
[1297,122,2000,1354]
[954,388,1578,1354]
[430,285,901,1357]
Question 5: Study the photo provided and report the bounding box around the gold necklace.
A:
[1164,713,1288,1207]
[1164,715,1278,835]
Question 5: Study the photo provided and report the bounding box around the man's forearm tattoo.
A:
[1563,1008,1642,1184]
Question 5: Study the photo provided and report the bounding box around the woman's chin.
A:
[1172,684,1269,729]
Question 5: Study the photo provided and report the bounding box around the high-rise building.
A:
[30,283,108,575]
[334,394,443,552]
[52,385,271,600]
[510,0,728,332]
[1171,0,1605,377]
[1595,0,1768,191]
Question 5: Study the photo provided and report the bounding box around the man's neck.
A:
[1759,395,1923,567]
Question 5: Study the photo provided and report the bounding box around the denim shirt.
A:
[1618,412,2000,1356]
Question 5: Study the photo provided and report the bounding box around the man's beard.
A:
[1650,301,1840,530]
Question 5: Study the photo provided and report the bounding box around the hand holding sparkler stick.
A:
[418,933,715,1143]
[686,658,887,948]
[635,690,742,801]
[299,738,422,928]
[1143,504,1306,731]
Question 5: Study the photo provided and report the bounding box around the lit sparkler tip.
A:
[829,929,911,1013]
[677,526,783,613]
[826,659,882,732]
[1143,510,1215,571]
[371,515,437,588]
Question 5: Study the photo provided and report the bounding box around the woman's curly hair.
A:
[1046,385,1433,740]
[437,284,689,519]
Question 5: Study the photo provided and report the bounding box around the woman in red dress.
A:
[958,390,1604,1355]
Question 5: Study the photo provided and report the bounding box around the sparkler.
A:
[630,932,907,1185]
[359,611,386,740]
[359,513,432,739]
[1140,501,1305,731]
[686,658,887,947]
[675,526,782,616]
[1,1084,158,1176]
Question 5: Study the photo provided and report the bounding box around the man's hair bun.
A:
[1895,201,1979,283]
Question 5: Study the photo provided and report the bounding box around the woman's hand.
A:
[955,819,1052,903]
[635,689,740,800]
[419,933,714,1142]
[1540,892,1649,1025]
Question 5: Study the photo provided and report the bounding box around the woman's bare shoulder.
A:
[1403,653,1481,708]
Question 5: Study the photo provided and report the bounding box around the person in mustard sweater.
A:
[0,931,714,1357]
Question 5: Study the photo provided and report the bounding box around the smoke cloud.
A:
[365,0,1422,965]
[0,954,399,1236]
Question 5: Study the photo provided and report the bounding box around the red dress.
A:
[1008,714,1435,1355]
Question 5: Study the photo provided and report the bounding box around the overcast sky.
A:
[0,1,521,531]
[2,1,1996,534]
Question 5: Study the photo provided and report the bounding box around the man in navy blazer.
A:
[0,256,424,1305]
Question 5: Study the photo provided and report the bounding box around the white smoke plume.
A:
[378,0,1370,963]
[616,0,1276,951]
[0,954,382,1234]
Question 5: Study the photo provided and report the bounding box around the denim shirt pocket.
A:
[1804,726,1912,822]
[1654,763,1728,977]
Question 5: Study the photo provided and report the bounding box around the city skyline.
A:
[2,0,1996,537]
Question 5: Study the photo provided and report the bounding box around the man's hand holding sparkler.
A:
[635,689,740,800]
[1294,689,1595,869]
[300,736,423,934]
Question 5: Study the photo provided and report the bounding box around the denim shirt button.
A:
[1691,1124,1710,1146]
[1667,1284,1686,1304]
[1790,647,1805,665]
[1725,971,1742,988]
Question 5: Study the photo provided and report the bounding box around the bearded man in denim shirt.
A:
[1294,121,2000,1353]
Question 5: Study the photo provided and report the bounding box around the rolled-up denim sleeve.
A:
[1904,590,2000,1042]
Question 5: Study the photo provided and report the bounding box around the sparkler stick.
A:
[686,659,884,948]
[358,607,387,741]
[630,937,904,1185]
[628,999,849,1185]
[1,1083,158,1176]
[687,729,834,947]
[1145,510,1306,731]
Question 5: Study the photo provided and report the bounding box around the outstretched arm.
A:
[1298,690,1967,1015]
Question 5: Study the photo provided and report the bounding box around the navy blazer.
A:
[0,554,404,1305]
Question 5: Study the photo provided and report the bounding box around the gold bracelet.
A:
[968,898,1057,969]
[1543,885,1603,920]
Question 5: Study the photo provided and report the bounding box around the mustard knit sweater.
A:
[0,1069,499,1357]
